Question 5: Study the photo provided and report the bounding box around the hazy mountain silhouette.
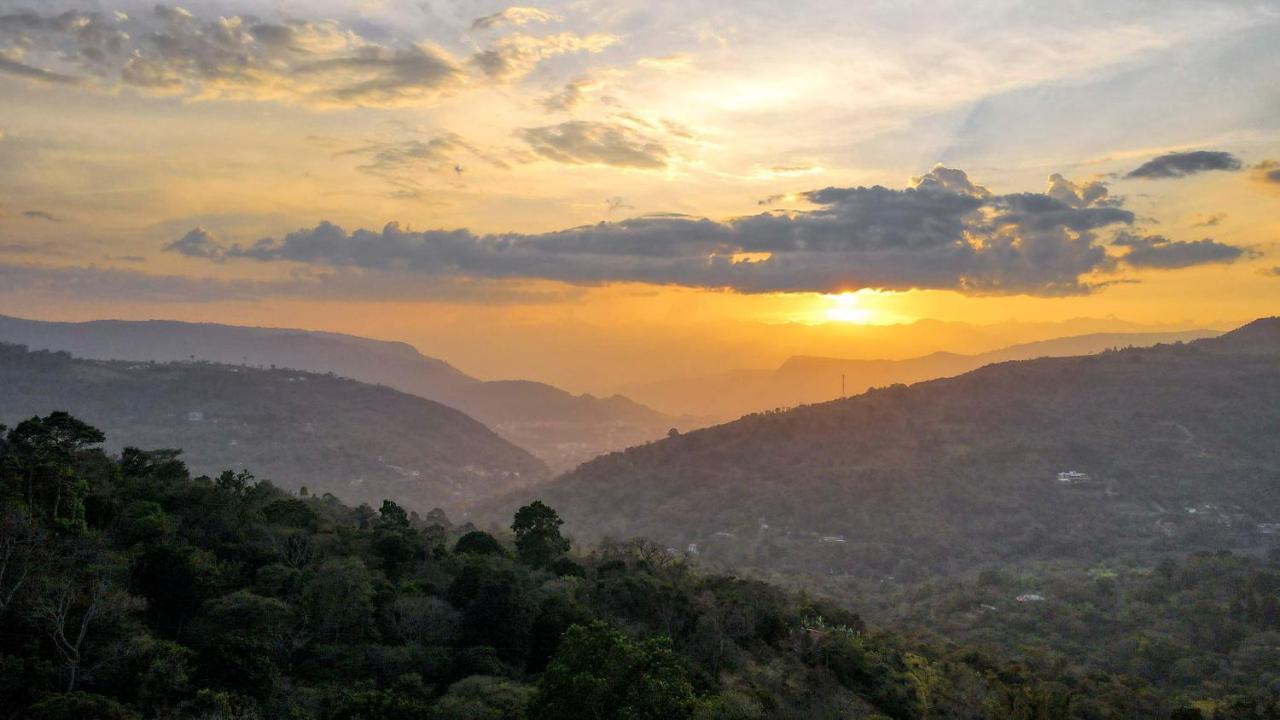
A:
[0,342,547,513]
[624,329,1220,420]
[0,314,685,471]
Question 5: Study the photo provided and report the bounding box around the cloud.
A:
[470,32,618,82]
[0,261,271,302]
[519,121,669,168]
[0,5,466,107]
[470,7,560,31]
[0,261,575,304]
[334,133,510,198]
[604,196,634,215]
[750,161,823,180]
[1125,150,1243,179]
[539,75,600,112]
[166,166,1152,296]
[0,55,82,85]
[1113,231,1247,269]
[1255,160,1280,184]
[660,119,694,139]
[343,135,468,174]
[1,5,618,106]
[636,53,693,71]
[1190,212,1226,227]
[0,241,64,255]
[164,227,226,260]
[22,210,60,222]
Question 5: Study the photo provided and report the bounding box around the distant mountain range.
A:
[0,314,686,471]
[486,318,1280,582]
[624,329,1220,420]
[0,342,549,513]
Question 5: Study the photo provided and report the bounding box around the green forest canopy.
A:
[2,413,1279,719]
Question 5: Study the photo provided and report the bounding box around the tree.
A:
[300,557,374,643]
[26,692,140,720]
[454,531,508,557]
[130,542,220,636]
[6,413,105,533]
[512,502,569,568]
[389,595,460,646]
[435,675,535,720]
[530,621,697,720]
[191,590,294,699]
[33,547,142,692]
[333,681,433,720]
[0,505,41,613]
[377,499,410,529]
[449,559,536,660]
[372,500,424,581]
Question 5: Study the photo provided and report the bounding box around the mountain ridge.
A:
[485,318,1280,582]
[0,314,685,470]
[0,342,548,513]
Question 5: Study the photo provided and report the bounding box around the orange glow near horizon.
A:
[824,292,875,324]
[788,290,912,326]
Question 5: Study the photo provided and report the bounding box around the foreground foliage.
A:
[2,414,1276,718]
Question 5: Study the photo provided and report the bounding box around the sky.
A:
[0,0,1278,392]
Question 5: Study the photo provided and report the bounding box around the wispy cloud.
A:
[471,32,618,82]
[636,53,693,71]
[539,75,601,113]
[518,121,669,169]
[471,7,560,31]
[0,260,577,304]
[0,5,614,108]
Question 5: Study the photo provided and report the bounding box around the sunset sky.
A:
[2,0,1278,391]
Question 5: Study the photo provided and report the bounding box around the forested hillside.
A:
[0,315,686,471]
[3,415,1276,719]
[0,344,547,512]
[496,319,1280,580]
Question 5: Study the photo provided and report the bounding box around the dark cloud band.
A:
[1126,150,1243,179]
[1112,232,1247,269]
[166,166,1163,296]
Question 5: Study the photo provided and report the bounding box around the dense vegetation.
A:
[0,314,686,471]
[501,319,1280,580]
[0,343,547,513]
[853,552,1280,705]
[8,415,1277,718]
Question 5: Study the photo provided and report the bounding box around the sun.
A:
[824,291,874,324]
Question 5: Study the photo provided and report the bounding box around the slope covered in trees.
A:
[0,314,685,470]
[3,415,1276,719]
[0,344,546,512]
[497,318,1280,580]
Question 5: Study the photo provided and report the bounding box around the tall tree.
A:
[511,502,569,568]
[6,413,105,533]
